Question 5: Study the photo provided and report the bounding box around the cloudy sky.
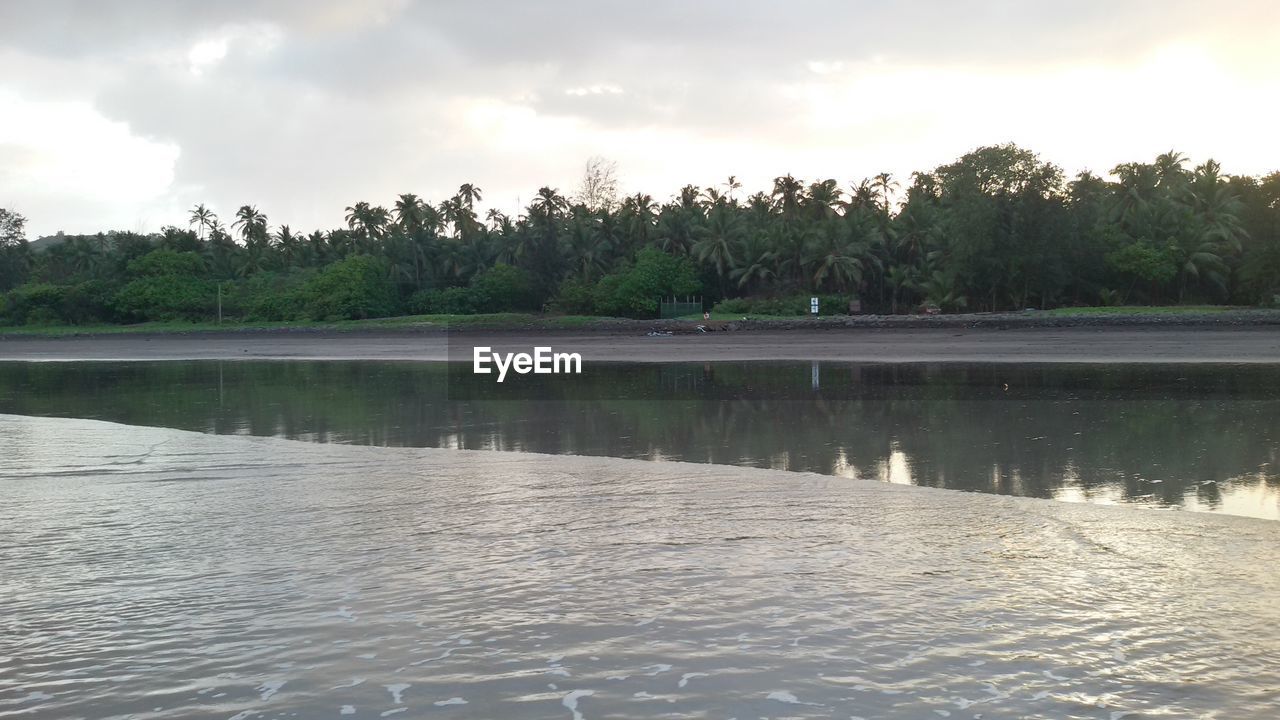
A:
[2,1,1277,238]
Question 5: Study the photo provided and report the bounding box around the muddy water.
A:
[2,415,1279,718]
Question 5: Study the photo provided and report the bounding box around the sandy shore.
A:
[2,325,1280,362]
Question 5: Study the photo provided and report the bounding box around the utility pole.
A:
[217,282,222,324]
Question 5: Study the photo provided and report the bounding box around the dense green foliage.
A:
[2,145,1278,326]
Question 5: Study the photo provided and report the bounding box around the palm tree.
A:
[846,178,878,212]
[886,264,916,313]
[692,206,742,288]
[344,202,390,244]
[394,194,426,232]
[806,179,843,220]
[724,175,742,204]
[772,174,804,219]
[530,187,568,216]
[233,205,267,244]
[806,223,866,292]
[620,193,658,249]
[457,183,483,210]
[189,204,216,241]
[274,225,301,267]
[1190,159,1246,254]
[917,268,967,312]
[873,172,898,227]
[566,209,607,282]
[1154,150,1190,197]
[730,231,778,292]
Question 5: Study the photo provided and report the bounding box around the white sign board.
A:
[810,297,819,315]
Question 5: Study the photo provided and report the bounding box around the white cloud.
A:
[187,38,229,75]
[0,0,1276,237]
[0,90,178,227]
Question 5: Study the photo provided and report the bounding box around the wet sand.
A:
[2,326,1280,363]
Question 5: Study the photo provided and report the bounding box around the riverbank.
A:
[2,324,1280,363]
[3,306,1280,339]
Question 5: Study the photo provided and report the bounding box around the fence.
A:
[659,296,704,319]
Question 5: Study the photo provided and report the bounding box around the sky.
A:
[1,0,1278,238]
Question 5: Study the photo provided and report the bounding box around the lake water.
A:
[0,360,1277,519]
[3,414,1278,719]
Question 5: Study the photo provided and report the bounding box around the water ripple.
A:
[1,415,1278,718]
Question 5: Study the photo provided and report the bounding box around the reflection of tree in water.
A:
[1,361,1277,513]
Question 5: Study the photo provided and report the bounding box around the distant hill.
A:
[28,234,69,252]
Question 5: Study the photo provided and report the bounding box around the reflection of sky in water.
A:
[4,415,1279,719]
[0,360,1277,519]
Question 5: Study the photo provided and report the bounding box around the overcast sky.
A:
[2,0,1277,238]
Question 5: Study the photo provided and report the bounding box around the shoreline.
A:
[3,307,1280,340]
[2,324,1280,363]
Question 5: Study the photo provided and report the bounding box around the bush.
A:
[126,249,205,279]
[63,280,118,324]
[470,264,540,312]
[234,271,310,322]
[406,265,541,315]
[592,248,701,318]
[550,278,597,315]
[407,286,479,315]
[113,276,216,321]
[1,281,122,325]
[2,283,68,325]
[301,255,398,320]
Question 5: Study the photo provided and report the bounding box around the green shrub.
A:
[126,249,205,278]
[234,271,310,322]
[301,255,398,320]
[113,276,215,321]
[1,281,122,325]
[592,248,701,318]
[3,283,69,325]
[713,297,752,314]
[408,286,478,315]
[550,278,597,314]
[63,280,118,324]
[470,264,540,312]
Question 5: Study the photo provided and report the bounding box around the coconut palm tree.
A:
[772,174,804,219]
[189,204,217,241]
[724,175,742,204]
[394,194,427,232]
[530,187,568,216]
[457,183,483,210]
[344,202,390,246]
[274,225,301,267]
[233,205,268,244]
[806,179,843,220]
[692,205,742,289]
[730,231,778,291]
[806,222,866,292]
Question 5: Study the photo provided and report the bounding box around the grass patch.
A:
[1044,305,1243,316]
[676,312,813,321]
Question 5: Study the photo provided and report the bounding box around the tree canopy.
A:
[2,145,1279,326]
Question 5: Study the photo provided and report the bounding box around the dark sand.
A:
[2,326,1280,363]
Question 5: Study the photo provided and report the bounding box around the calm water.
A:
[3,415,1279,719]
[0,360,1277,519]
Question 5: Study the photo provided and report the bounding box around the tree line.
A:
[1,143,1278,326]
